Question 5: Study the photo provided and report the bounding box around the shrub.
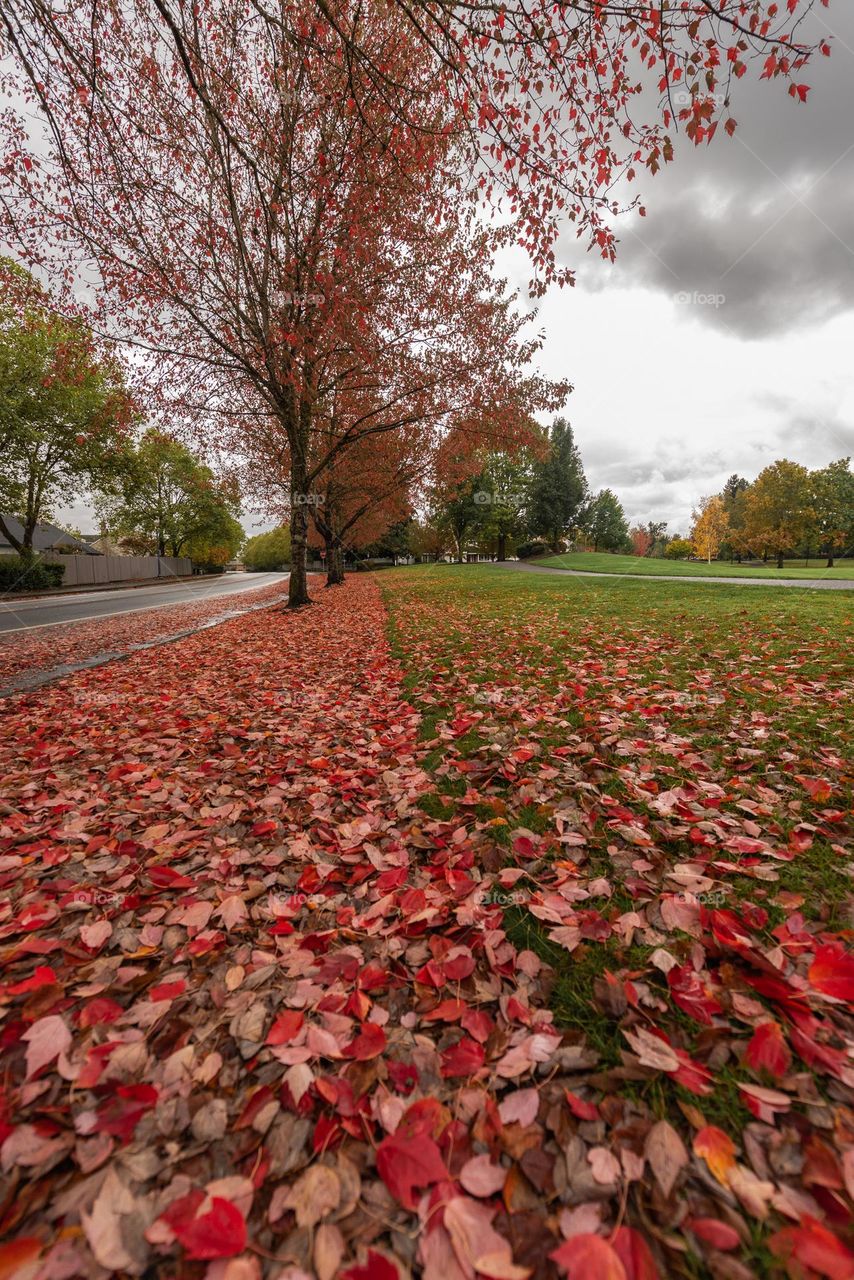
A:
[0,556,66,592]
[354,558,390,572]
[664,538,693,560]
[515,540,551,559]
[42,561,66,587]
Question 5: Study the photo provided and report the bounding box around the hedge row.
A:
[0,556,66,592]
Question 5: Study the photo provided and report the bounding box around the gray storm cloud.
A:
[565,1,854,341]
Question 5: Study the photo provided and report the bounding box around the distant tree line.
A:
[243,438,854,575]
[398,419,632,562]
[689,461,854,568]
[332,424,854,571]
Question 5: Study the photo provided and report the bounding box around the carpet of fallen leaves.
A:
[382,568,854,1279]
[0,569,852,1280]
[0,580,288,687]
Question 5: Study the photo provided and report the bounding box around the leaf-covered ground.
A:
[383,568,854,1279]
[0,569,852,1280]
[0,580,289,688]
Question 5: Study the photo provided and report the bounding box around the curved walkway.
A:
[490,560,854,590]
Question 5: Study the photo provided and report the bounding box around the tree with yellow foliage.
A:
[691,495,730,564]
[742,460,812,568]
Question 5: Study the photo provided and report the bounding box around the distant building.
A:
[80,531,135,556]
[0,516,101,556]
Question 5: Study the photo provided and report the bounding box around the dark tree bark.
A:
[287,388,314,608]
[288,442,311,607]
[326,540,344,586]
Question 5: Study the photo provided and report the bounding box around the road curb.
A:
[0,590,291,698]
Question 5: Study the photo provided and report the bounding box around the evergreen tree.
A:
[527,419,587,551]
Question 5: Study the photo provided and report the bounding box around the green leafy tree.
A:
[644,520,669,557]
[721,473,749,507]
[664,537,693,560]
[437,479,484,563]
[0,259,133,559]
[581,489,629,552]
[100,429,241,561]
[719,473,750,560]
[184,512,245,569]
[810,458,854,568]
[527,419,587,551]
[474,452,534,561]
[243,526,291,570]
[360,519,415,564]
[743,460,812,568]
[410,517,450,561]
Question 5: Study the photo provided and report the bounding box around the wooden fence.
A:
[41,553,193,587]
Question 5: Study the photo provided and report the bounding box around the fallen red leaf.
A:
[551,1233,627,1278]
[375,1132,449,1209]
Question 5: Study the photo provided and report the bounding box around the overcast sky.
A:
[53,1,853,539]
[495,0,854,535]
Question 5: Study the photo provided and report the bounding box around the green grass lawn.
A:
[382,565,854,1276]
[538,550,854,579]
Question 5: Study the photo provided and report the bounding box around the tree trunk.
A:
[326,539,344,586]
[287,371,315,609]
[826,547,834,568]
[288,433,312,606]
[497,531,507,561]
[288,502,310,606]
[776,549,784,569]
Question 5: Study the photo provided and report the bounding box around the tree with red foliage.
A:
[317,0,829,287]
[630,525,654,557]
[0,3,498,605]
[1,0,825,291]
[0,0,827,601]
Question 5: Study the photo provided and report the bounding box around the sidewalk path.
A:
[490,559,854,589]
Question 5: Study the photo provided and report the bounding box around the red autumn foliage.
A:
[0,569,851,1277]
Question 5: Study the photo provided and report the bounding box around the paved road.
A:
[491,561,854,590]
[0,572,289,635]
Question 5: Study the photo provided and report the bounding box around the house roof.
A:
[0,515,101,555]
